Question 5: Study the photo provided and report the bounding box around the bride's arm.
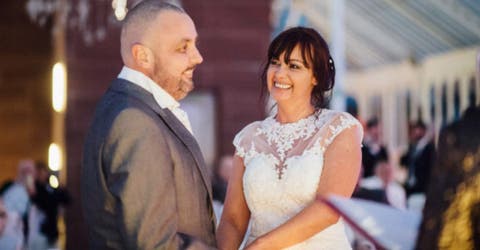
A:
[245,126,362,250]
[217,155,251,250]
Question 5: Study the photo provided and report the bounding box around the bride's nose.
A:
[273,64,288,79]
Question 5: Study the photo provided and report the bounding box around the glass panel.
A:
[406,90,411,122]
[429,85,435,123]
[441,83,447,126]
[469,76,477,108]
[453,80,460,120]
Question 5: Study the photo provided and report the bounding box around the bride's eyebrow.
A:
[288,59,307,65]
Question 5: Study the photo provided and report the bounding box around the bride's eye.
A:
[270,59,280,66]
[289,63,301,70]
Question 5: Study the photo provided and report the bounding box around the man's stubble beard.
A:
[153,68,194,101]
[179,77,194,95]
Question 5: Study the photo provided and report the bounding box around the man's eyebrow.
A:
[180,35,200,42]
[178,38,191,43]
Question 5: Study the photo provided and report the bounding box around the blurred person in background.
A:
[0,198,22,250]
[0,199,6,236]
[1,159,35,218]
[28,161,70,250]
[0,159,36,249]
[352,166,389,205]
[416,105,480,249]
[360,158,406,210]
[415,51,480,250]
[361,117,389,178]
[401,120,435,198]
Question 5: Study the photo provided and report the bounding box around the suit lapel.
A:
[157,108,213,199]
[110,79,213,202]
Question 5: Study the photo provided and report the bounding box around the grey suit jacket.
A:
[82,78,216,250]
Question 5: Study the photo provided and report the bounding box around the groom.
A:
[81,1,216,249]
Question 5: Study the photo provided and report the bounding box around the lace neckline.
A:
[260,109,322,163]
[271,109,320,126]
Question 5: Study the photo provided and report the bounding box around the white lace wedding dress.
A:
[233,109,363,250]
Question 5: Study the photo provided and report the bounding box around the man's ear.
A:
[131,44,153,70]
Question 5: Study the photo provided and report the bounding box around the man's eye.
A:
[178,44,188,52]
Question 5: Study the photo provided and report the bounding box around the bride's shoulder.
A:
[233,120,264,153]
[315,109,363,136]
[317,109,360,124]
[234,120,263,141]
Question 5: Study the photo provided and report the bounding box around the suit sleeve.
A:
[103,108,213,250]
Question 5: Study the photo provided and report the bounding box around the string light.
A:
[52,62,66,112]
[48,143,62,171]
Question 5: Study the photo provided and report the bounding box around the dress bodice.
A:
[233,109,363,249]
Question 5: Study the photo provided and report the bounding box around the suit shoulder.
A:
[110,107,163,136]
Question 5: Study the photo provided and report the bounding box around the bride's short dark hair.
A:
[260,27,335,109]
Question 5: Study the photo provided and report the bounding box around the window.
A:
[441,83,447,126]
[429,85,435,123]
[369,95,382,122]
[453,80,460,120]
[469,76,477,108]
[406,90,411,122]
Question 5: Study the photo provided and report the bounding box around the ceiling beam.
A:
[298,0,387,68]
[425,0,480,39]
[383,0,458,48]
[345,1,408,60]
[357,0,442,55]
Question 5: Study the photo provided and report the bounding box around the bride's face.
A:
[266,45,316,107]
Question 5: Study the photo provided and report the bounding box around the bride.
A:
[216,27,363,249]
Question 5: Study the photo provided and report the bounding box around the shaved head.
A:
[120,0,185,65]
[118,0,203,100]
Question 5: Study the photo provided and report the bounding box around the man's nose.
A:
[191,46,203,65]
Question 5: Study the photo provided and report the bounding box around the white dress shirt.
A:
[118,66,193,134]
[360,176,407,210]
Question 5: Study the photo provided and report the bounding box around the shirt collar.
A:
[118,66,180,109]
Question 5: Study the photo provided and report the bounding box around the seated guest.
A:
[352,167,389,205]
[361,159,407,210]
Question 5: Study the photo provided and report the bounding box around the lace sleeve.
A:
[233,129,246,158]
[320,112,363,151]
[232,122,259,159]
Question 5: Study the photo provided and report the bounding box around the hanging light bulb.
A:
[113,0,128,21]
[48,143,63,171]
[49,175,60,189]
[52,62,67,113]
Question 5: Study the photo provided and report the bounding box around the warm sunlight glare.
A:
[49,175,59,189]
[52,62,66,112]
[48,143,62,171]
